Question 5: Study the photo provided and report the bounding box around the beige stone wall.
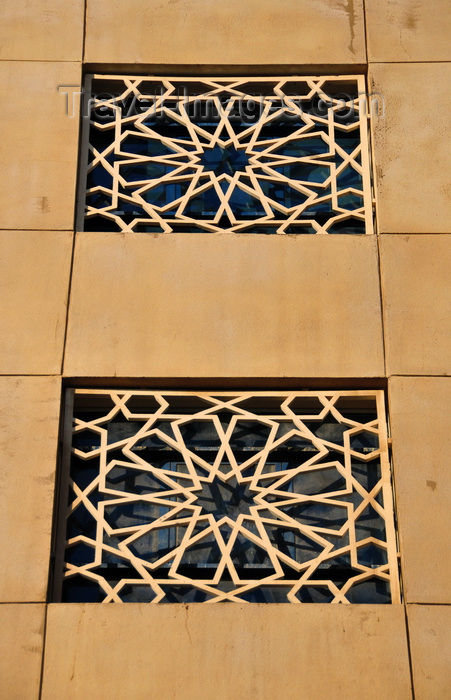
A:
[1,1,450,698]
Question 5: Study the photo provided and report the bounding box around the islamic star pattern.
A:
[83,76,373,234]
[59,391,400,604]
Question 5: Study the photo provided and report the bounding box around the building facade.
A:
[1,0,451,698]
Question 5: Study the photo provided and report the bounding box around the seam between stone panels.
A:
[0,59,82,63]
[82,0,88,64]
[404,604,417,700]
[0,374,62,377]
[387,374,451,378]
[405,602,451,606]
[0,601,50,604]
[385,388,404,605]
[380,234,451,237]
[366,70,379,236]
[38,604,49,700]
[0,59,447,65]
[368,60,451,64]
[362,0,369,65]
[0,228,74,232]
[376,236,387,378]
[60,235,77,376]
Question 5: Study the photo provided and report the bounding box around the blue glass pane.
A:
[65,542,95,566]
[194,478,255,520]
[336,131,360,154]
[67,503,97,540]
[128,527,185,562]
[87,166,113,190]
[169,223,216,233]
[295,586,335,603]
[88,127,115,156]
[337,193,364,210]
[345,578,391,604]
[200,145,249,176]
[327,218,366,234]
[184,187,221,217]
[239,587,291,603]
[228,187,266,218]
[132,224,165,232]
[258,180,308,207]
[62,576,105,602]
[86,191,112,209]
[302,200,334,215]
[357,544,388,567]
[84,215,122,232]
[114,200,148,217]
[120,135,176,157]
[272,162,331,183]
[337,167,362,189]
[284,224,316,234]
[351,458,381,490]
[333,110,360,125]
[277,501,348,530]
[355,504,386,541]
[160,586,213,603]
[119,162,177,181]
[235,225,280,234]
[265,525,323,563]
[272,137,329,158]
[121,586,158,602]
[142,182,190,208]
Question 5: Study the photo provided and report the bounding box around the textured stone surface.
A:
[0,231,73,374]
[85,0,365,65]
[407,605,451,699]
[0,61,81,230]
[370,63,451,234]
[389,377,451,603]
[366,0,451,62]
[380,235,451,376]
[0,0,84,60]
[64,233,384,378]
[0,604,45,700]
[0,377,61,602]
[42,604,411,700]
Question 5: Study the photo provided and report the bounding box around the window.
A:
[53,390,400,603]
[78,76,373,234]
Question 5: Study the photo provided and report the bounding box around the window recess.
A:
[78,76,374,235]
[53,389,400,604]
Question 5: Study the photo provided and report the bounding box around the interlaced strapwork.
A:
[80,76,373,234]
[55,390,400,603]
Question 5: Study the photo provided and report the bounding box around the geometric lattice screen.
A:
[54,390,400,603]
[79,76,373,234]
